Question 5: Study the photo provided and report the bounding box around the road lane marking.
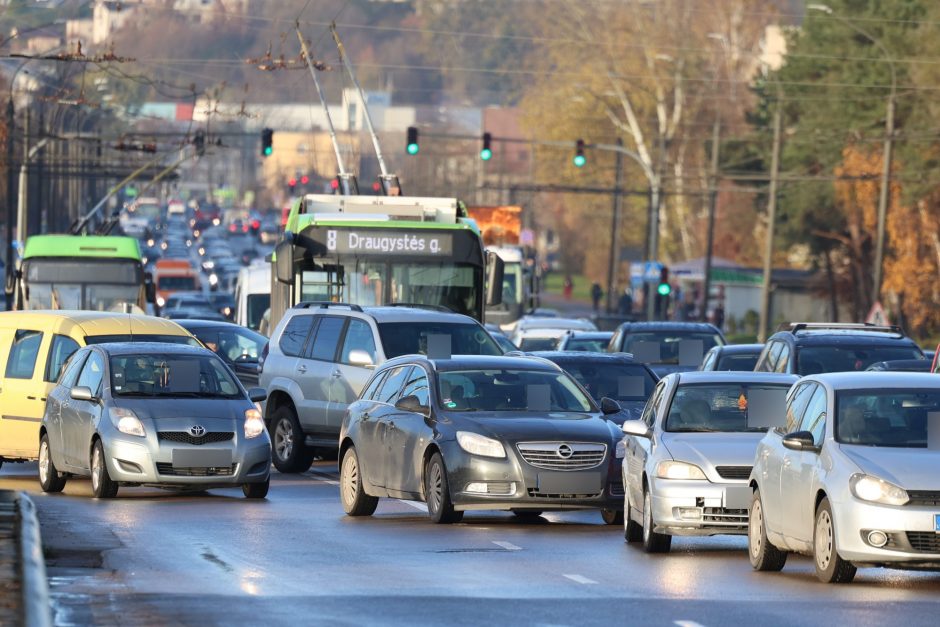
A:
[308,470,339,486]
[399,500,429,512]
[562,574,597,585]
[492,541,522,551]
[674,622,707,627]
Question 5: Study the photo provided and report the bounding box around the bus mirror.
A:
[274,240,293,284]
[486,251,505,307]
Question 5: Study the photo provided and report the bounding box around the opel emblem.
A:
[189,425,207,438]
[557,444,573,459]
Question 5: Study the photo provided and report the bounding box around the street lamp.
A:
[807,3,897,308]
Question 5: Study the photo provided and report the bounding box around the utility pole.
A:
[759,99,783,342]
[4,97,15,309]
[605,138,624,314]
[872,93,894,306]
[701,116,721,322]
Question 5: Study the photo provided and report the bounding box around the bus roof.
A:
[22,235,142,261]
[294,216,477,233]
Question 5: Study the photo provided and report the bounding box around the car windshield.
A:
[519,336,561,351]
[717,353,761,371]
[86,334,201,347]
[555,361,656,403]
[438,369,593,413]
[796,345,924,375]
[377,322,501,358]
[622,332,723,366]
[835,389,940,448]
[110,353,242,398]
[663,383,791,432]
[564,337,612,352]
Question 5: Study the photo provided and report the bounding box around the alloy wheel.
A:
[427,462,443,514]
[91,446,102,492]
[815,509,834,571]
[643,491,652,543]
[341,453,360,508]
[274,419,293,461]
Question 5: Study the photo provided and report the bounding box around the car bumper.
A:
[103,435,271,488]
[833,498,940,567]
[649,478,751,536]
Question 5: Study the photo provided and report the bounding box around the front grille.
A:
[516,442,607,471]
[906,491,940,507]
[158,431,234,446]
[155,463,236,477]
[702,508,748,525]
[609,481,625,497]
[906,532,940,553]
[486,482,515,496]
[526,488,603,499]
[715,466,752,481]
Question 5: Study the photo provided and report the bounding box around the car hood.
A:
[659,431,766,477]
[608,401,646,426]
[840,445,940,489]
[114,398,248,431]
[451,412,617,443]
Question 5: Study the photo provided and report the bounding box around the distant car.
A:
[510,316,597,347]
[207,292,236,320]
[558,331,614,352]
[339,355,625,524]
[865,359,932,372]
[174,319,267,388]
[38,342,271,499]
[488,331,516,353]
[749,372,940,583]
[608,322,726,378]
[515,328,566,351]
[700,344,764,372]
[164,308,227,322]
[164,293,213,311]
[621,371,798,553]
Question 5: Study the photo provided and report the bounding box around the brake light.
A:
[228,224,236,232]
[242,224,249,233]
[251,219,260,229]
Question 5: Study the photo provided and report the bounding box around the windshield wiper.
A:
[154,391,226,398]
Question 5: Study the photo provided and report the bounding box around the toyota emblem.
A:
[189,425,207,438]
[556,444,573,459]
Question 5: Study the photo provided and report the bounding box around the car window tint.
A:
[762,341,783,372]
[773,344,790,373]
[76,352,105,395]
[45,335,81,382]
[376,366,413,404]
[340,319,377,365]
[399,369,430,406]
[785,383,816,433]
[641,381,666,427]
[59,351,89,389]
[217,329,263,362]
[279,315,315,357]
[361,371,387,401]
[701,350,717,371]
[308,317,346,361]
[5,329,43,379]
[799,385,828,444]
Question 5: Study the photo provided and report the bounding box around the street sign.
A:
[520,228,534,246]
[866,301,891,326]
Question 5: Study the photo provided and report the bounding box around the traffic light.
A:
[657,266,671,296]
[573,139,586,167]
[406,126,419,155]
[261,128,273,157]
[300,175,309,185]
[480,132,492,161]
[288,177,297,194]
[193,130,205,157]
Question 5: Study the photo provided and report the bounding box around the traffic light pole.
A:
[605,139,624,314]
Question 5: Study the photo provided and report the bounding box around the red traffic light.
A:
[288,178,297,187]
[300,175,309,185]
[372,181,381,192]
[330,178,339,190]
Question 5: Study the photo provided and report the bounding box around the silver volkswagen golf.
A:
[749,373,940,583]
[38,343,272,499]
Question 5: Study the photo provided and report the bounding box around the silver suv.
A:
[259,303,503,472]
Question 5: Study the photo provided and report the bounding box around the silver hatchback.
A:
[39,343,272,499]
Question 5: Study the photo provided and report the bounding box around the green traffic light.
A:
[480,148,492,161]
[263,146,272,156]
[657,282,671,296]
[407,143,419,155]
[573,154,586,168]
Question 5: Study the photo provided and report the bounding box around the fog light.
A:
[868,530,888,547]
[465,482,488,494]
[677,507,702,520]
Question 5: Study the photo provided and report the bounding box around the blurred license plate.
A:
[725,486,751,509]
[172,449,232,468]
[537,472,602,494]
[935,515,940,532]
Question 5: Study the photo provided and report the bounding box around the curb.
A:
[16,493,51,627]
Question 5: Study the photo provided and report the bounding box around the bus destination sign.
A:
[324,230,454,256]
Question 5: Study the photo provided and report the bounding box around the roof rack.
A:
[381,303,453,313]
[293,301,363,312]
[778,322,905,336]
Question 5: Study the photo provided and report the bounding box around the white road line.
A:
[562,574,597,585]
[674,621,707,627]
[308,471,339,486]
[492,541,522,551]
[399,500,429,512]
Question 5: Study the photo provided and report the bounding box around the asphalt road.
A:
[2,462,940,626]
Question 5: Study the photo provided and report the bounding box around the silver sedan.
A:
[621,371,797,553]
[749,372,940,582]
[39,342,272,499]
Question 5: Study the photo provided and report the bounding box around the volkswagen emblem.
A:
[556,444,573,459]
[189,425,207,438]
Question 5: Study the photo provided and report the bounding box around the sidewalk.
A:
[0,490,51,627]
[0,491,22,625]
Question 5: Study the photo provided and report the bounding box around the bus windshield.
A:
[23,259,144,311]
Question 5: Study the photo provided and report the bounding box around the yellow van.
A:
[0,311,199,468]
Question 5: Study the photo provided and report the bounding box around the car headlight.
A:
[244,408,265,439]
[615,439,626,459]
[208,273,219,286]
[456,431,506,458]
[850,473,909,506]
[655,460,706,480]
[109,407,145,437]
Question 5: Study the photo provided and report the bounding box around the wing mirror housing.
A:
[485,251,505,307]
[70,386,96,402]
[274,236,294,284]
[621,419,651,438]
[347,349,375,369]
[782,430,819,453]
[247,387,267,403]
[395,394,430,417]
[600,397,622,416]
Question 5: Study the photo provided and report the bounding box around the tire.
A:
[0,458,3,471]
[641,488,671,553]
[814,497,856,583]
[425,452,462,524]
[511,509,543,520]
[340,446,378,516]
[90,440,118,499]
[242,479,269,499]
[38,434,67,493]
[748,488,787,571]
[269,406,315,473]
[624,490,643,543]
[601,508,624,526]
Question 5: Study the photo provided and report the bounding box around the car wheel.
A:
[38,434,67,493]
[0,458,3,471]
[624,490,643,543]
[340,446,378,516]
[425,452,462,524]
[90,440,118,499]
[242,479,269,499]
[601,509,624,526]
[511,509,543,520]
[641,488,671,553]
[814,497,856,583]
[269,406,314,473]
[748,488,787,571]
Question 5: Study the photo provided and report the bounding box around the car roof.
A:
[672,371,799,385]
[809,372,940,390]
[565,331,613,338]
[0,310,192,337]
[515,317,596,330]
[616,321,722,333]
[715,343,764,354]
[173,319,244,330]
[383,354,562,373]
[528,351,639,365]
[770,330,919,346]
[90,341,211,356]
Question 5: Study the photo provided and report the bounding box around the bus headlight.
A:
[209,273,219,286]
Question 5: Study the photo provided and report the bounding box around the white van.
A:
[235,263,271,334]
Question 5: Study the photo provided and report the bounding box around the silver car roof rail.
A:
[293,301,364,312]
[779,322,904,336]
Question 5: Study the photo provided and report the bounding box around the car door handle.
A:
[783,458,792,467]
[297,364,307,374]
[331,371,342,379]
[27,395,37,400]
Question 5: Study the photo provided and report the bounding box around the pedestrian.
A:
[563,275,573,301]
[713,302,725,331]
[590,282,603,312]
[617,288,633,316]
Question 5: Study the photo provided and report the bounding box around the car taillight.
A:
[258,342,269,373]
[242,224,249,233]
[228,224,236,232]
[251,219,260,229]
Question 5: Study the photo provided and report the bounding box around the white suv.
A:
[259,303,503,472]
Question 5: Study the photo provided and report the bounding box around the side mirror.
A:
[247,387,267,403]
[600,397,622,416]
[782,430,819,453]
[621,419,651,438]
[395,394,429,417]
[347,349,375,369]
[70,386,95,402]
[485,251,505,307]
[274,237,293,284]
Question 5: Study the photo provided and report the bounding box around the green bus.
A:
[14,234,155,312]
[269,194,502,329]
